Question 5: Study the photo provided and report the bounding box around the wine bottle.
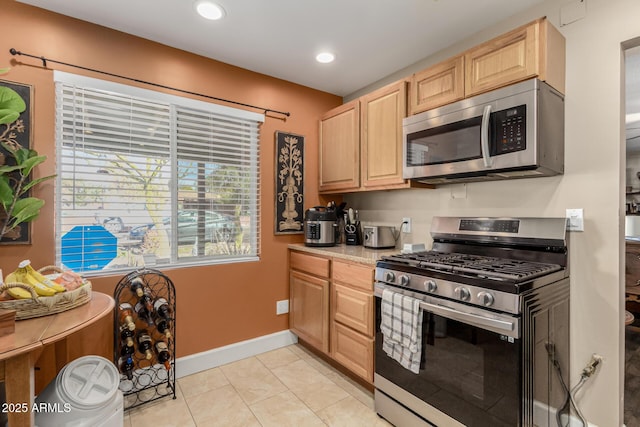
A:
[119,356,134,380]
[137,330,153,360]
[129,277,145,298]
[119,303,136,331]
[135,300,153,325]
[139,287,154,313]
[120,327,135,348]
[154,340,171,371]
[154,313,172,340]
[153,297,171,320]
[120,343,135,357]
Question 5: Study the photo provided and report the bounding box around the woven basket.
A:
[0,266,92,320]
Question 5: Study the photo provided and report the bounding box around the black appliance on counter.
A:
[374,216,570,427]
[303,206,337,247]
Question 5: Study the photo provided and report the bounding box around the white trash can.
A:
[35,355,123,427]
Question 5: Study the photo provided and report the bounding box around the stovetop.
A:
[381,251,562,283]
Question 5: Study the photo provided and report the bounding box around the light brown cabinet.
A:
[289,251,330,354]
[319,81,421,194]
[464,17,565,97]
[289,250,375,383]
[319,100,360,193]
[409,55,465,115]
[360,81,408,190]
[331,260,375,382]
[407,17,565,117]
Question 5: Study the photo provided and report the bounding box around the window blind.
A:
[54,72,262,274]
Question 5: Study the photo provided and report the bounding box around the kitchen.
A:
[0,0,635,426]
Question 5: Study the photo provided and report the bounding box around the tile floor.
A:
[123,344,392,427]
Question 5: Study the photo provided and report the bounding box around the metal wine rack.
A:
[113,268,176,410]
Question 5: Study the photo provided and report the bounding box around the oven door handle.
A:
[480,104,493,168]
[419,300,514,333]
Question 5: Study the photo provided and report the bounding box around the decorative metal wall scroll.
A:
[275,131,304,235]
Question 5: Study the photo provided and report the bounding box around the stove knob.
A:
[478,291,495,307]
[425,280,437,293]
[454,286,471,302]
[384,271,395,283]
[399,275,410,287]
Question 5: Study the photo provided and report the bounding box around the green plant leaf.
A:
[13,148,29,165]
[0,164,24,174]
[0,110,19,125]
[11,197,44,225]
[21,174,56,193]
[0,87,25,125]
[0,176,13,210]
[21,155,47,176]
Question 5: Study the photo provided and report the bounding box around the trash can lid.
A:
[59,356,119,409]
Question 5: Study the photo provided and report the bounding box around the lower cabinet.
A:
[289,250,375,384]
[290,270,330,354]
[331,322,374,381]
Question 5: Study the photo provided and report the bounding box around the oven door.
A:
[374,283,521,427]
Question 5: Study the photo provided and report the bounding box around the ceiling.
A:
[18,0,543,97]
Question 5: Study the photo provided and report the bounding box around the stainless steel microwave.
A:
[402,78,564,185]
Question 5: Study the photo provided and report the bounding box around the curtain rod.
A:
[9,48,290,119]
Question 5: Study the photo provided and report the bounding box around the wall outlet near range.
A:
[565,208,584,232]
[402,217,412,233]
[276,299,289,315]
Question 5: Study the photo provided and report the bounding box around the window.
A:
[54,71,263,274]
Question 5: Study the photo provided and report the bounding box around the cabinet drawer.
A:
[332,283,374,336]
[332,260,373,291]
[331,322,374,383]
[290,251,330,278]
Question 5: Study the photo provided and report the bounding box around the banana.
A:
[19,260,66,293]
[12,267,56,297]
[3,272,35,299]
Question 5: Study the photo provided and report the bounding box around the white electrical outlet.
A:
[565,208,584,232]
[276,299,289,315]
[402,217,412,233]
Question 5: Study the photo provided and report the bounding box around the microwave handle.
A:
[480,105,492,167]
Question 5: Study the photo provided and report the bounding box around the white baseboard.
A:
[174,330,298,379]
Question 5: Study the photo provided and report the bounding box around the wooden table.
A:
[0,292,114,427]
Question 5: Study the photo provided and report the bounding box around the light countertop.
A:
[288,243,399,265]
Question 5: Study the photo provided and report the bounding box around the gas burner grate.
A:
[382,250,562,282]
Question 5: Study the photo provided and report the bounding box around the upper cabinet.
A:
[464,17,565,97]
[360,80,408,190]
[409,55,464,115]
[319,17,564,194]
[319,100,360,193]
[320,81,421,194]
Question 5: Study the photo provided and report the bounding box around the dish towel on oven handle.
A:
[380,288,423,374]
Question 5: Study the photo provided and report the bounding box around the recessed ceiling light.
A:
[195,1,225,20]
[316,52,335,64]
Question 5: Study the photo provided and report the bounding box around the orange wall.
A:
[0,1,342,357]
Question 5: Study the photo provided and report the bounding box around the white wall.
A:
[345,1,640,425]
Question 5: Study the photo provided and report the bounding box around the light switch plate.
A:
[566,208,584,232]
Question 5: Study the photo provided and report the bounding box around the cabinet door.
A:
[331,322,374,383]
[319,100,360,193]
[410,56,464,115]
[361,81,408,189]
[332,282,373,336]
[290,270,330,353]
[465,20,540,97]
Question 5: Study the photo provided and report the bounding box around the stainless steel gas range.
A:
[374,216,570,427]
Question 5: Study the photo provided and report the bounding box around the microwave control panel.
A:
[492,104,526,155]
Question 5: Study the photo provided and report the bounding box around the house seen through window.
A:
[54,72,263,274]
